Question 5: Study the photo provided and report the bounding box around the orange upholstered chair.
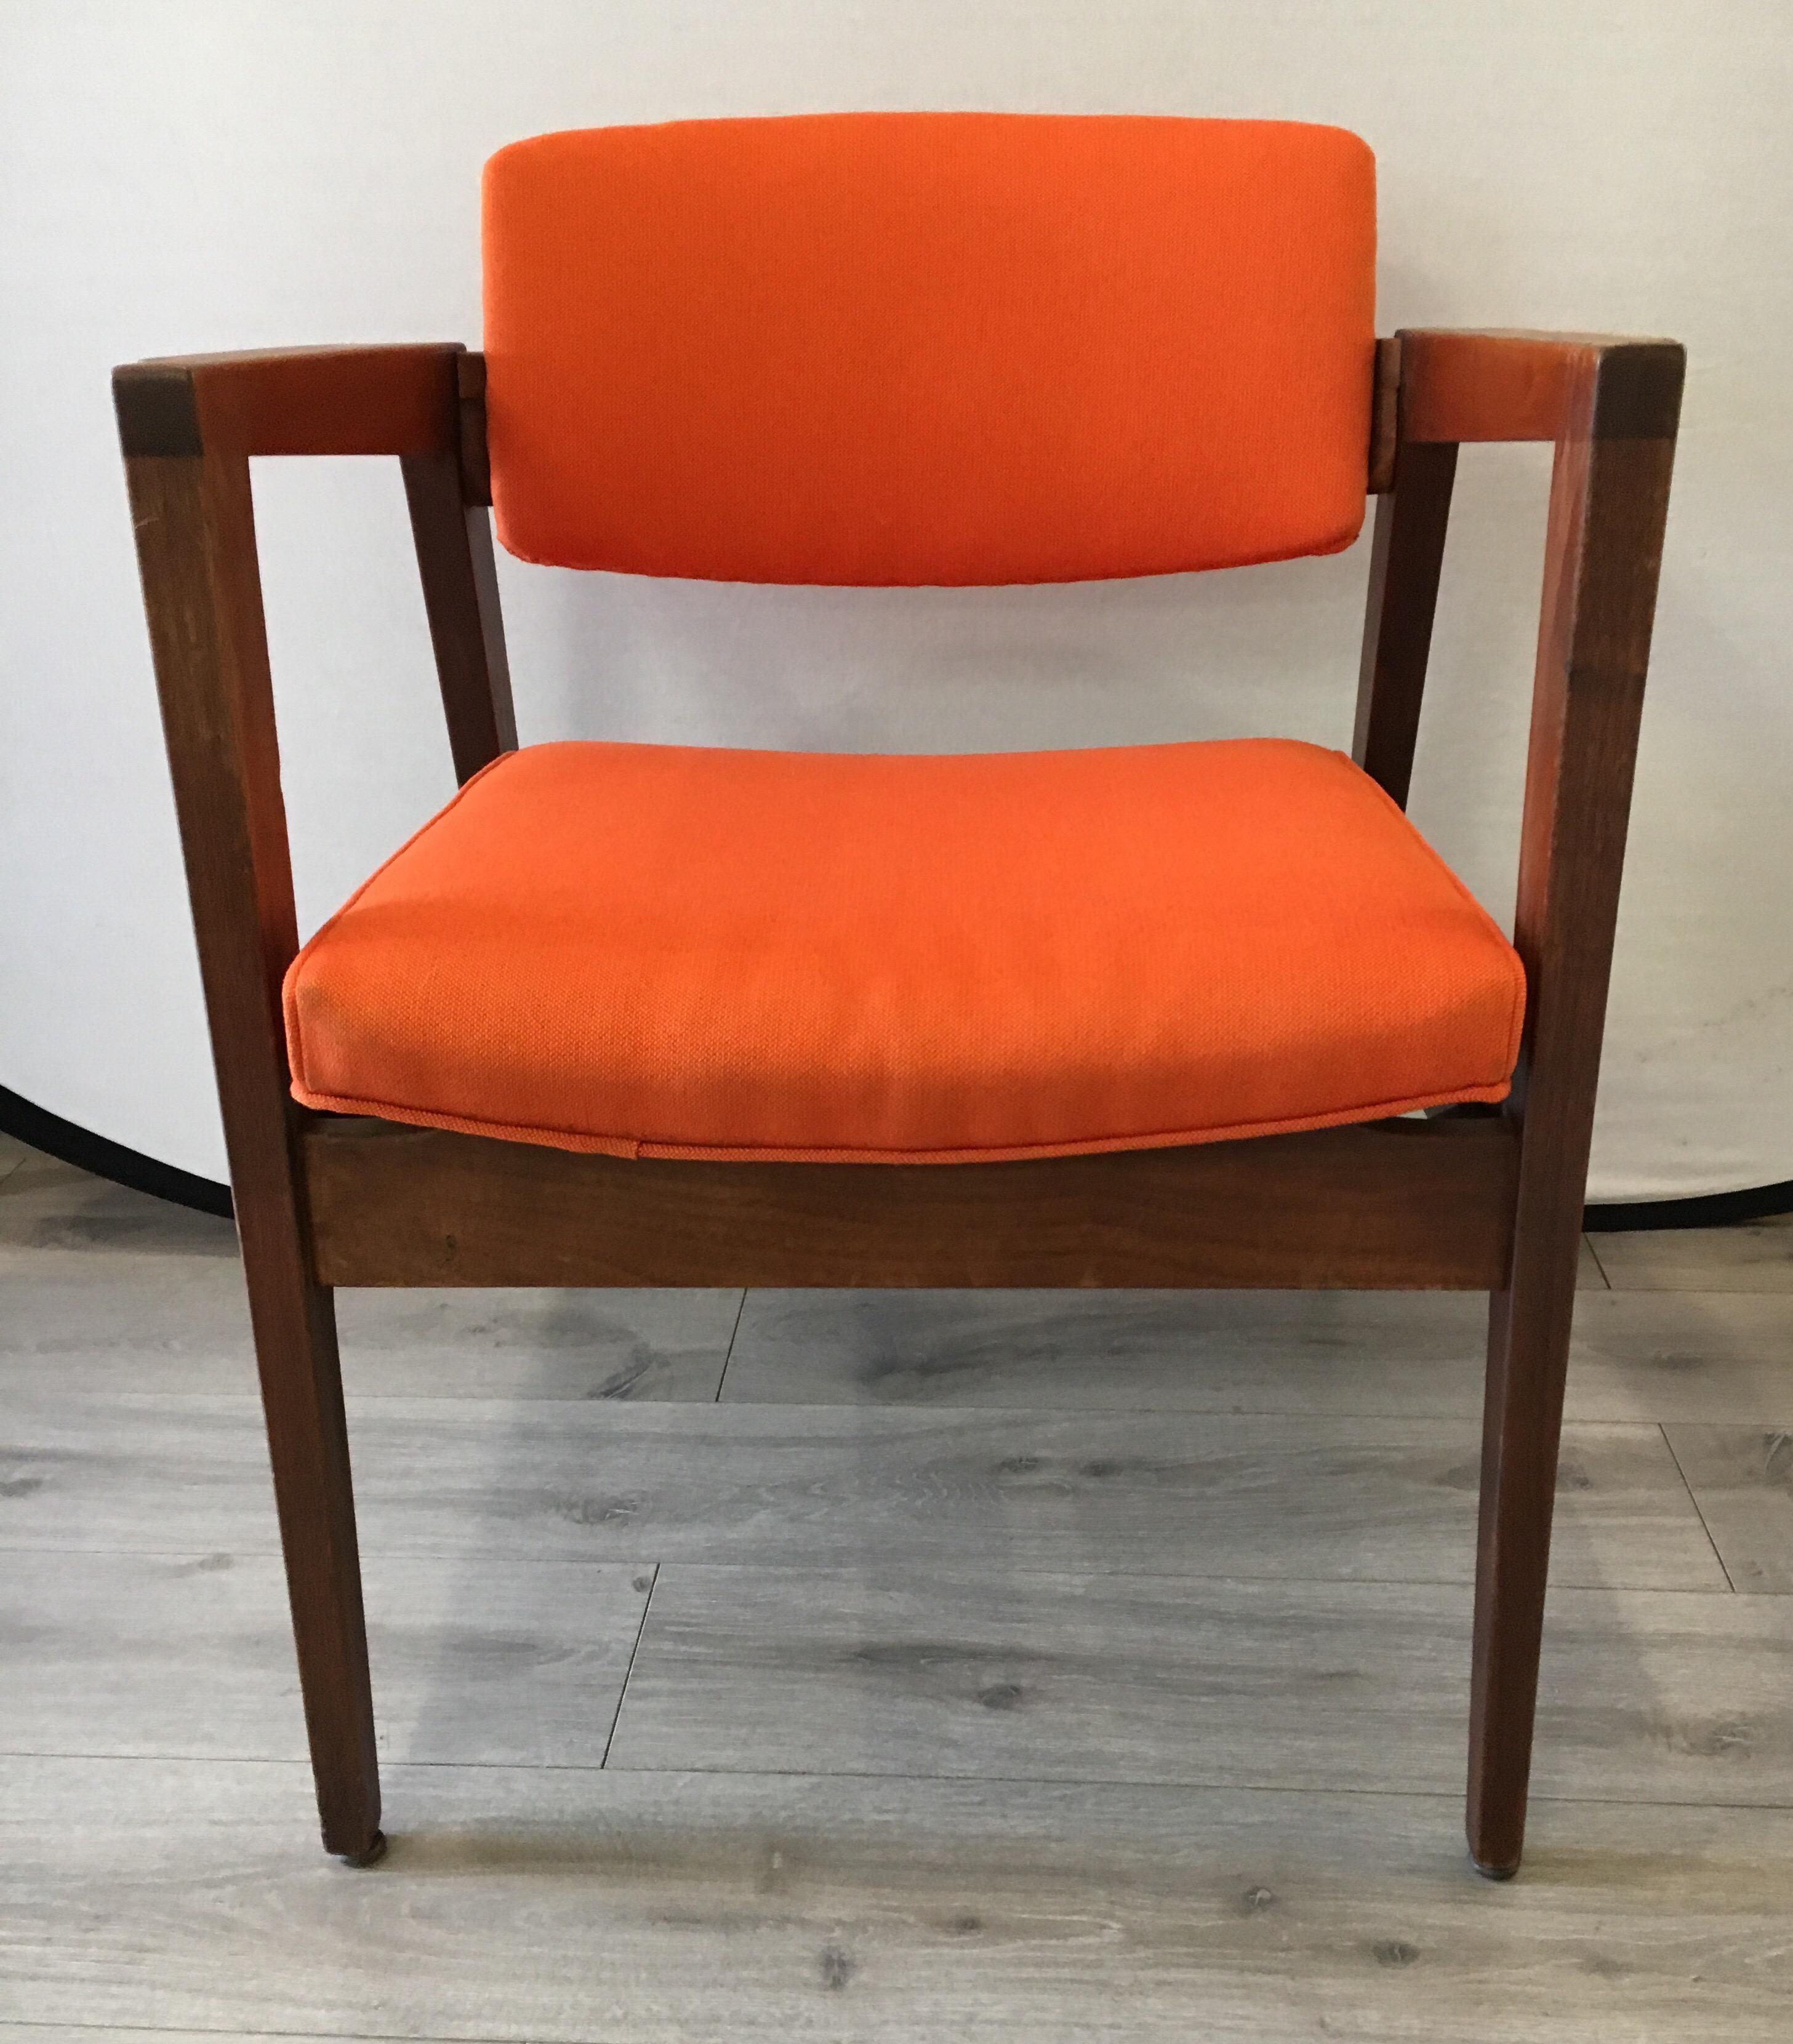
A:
[114,114,1682,1878]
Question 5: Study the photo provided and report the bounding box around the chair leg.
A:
[1466,1247,1578,1878]
[241,1244,383,1863]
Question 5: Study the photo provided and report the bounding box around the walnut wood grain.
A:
[1400,329,1685,446]
[401,446,517,783]
[1353,439,1458,807]
[1366,336,1402,494]
[114,344,462,459]
[456,351,493,506]
[301,1115,1519,1292]
[1465,338,1685,1877]
[117,428,383,1864]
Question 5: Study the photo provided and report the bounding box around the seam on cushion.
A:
[1327,748,1528,1080]
[292,1080,643,1158]
[637,1081,1515,1162]
[491,524,1373,586]
[282,750,519,1097]
[287,1076,1513,1166]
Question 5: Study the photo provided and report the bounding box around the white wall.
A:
[2,0,1787,1199]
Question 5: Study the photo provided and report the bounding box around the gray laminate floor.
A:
[2,1129,1791,2040]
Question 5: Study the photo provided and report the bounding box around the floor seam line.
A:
[602,1561,660,1766]
[1658,1421,1737,1591]
[12,1747,1791,1811]
[1582,1232,1615,1288]
[712,1288,750,1403]
[0,1541,1753,1594]
[29,1381,1793,1419]
[17,1386,1793,1425]
[0,2021,503,2044]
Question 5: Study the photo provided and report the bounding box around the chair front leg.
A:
[1466,1222,1579,1876]
[242,1235,383,1862]
[1459,347,1680,1880]
[117,403,386,1863]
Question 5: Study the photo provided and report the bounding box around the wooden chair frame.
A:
[114,327,1683,1877]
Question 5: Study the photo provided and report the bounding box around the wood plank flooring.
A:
[1661,1424,1793,1590]
[1,1143,1791,2040]
[1589,1214,1793,1292]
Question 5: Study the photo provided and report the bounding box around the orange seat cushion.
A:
[283,740,1523,1163]
[482,114,1376,583]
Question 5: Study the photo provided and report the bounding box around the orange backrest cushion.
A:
[482,113,1377,585]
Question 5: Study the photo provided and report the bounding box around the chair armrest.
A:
[113,343,466,459]
[115,338,510,1141]
[1386,327,1683,1298]
[1397,329,1685,446]
[1358,320,1683,1275]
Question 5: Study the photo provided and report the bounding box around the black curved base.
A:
[1583,1179,1793,1232]
[0,1083,233,1218]
[3,1080,1789,1235]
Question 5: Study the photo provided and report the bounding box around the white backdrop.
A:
[2,0,1788,1199]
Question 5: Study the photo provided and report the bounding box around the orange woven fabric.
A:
[482,114,1376,584]
[284,740,1523,1162]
